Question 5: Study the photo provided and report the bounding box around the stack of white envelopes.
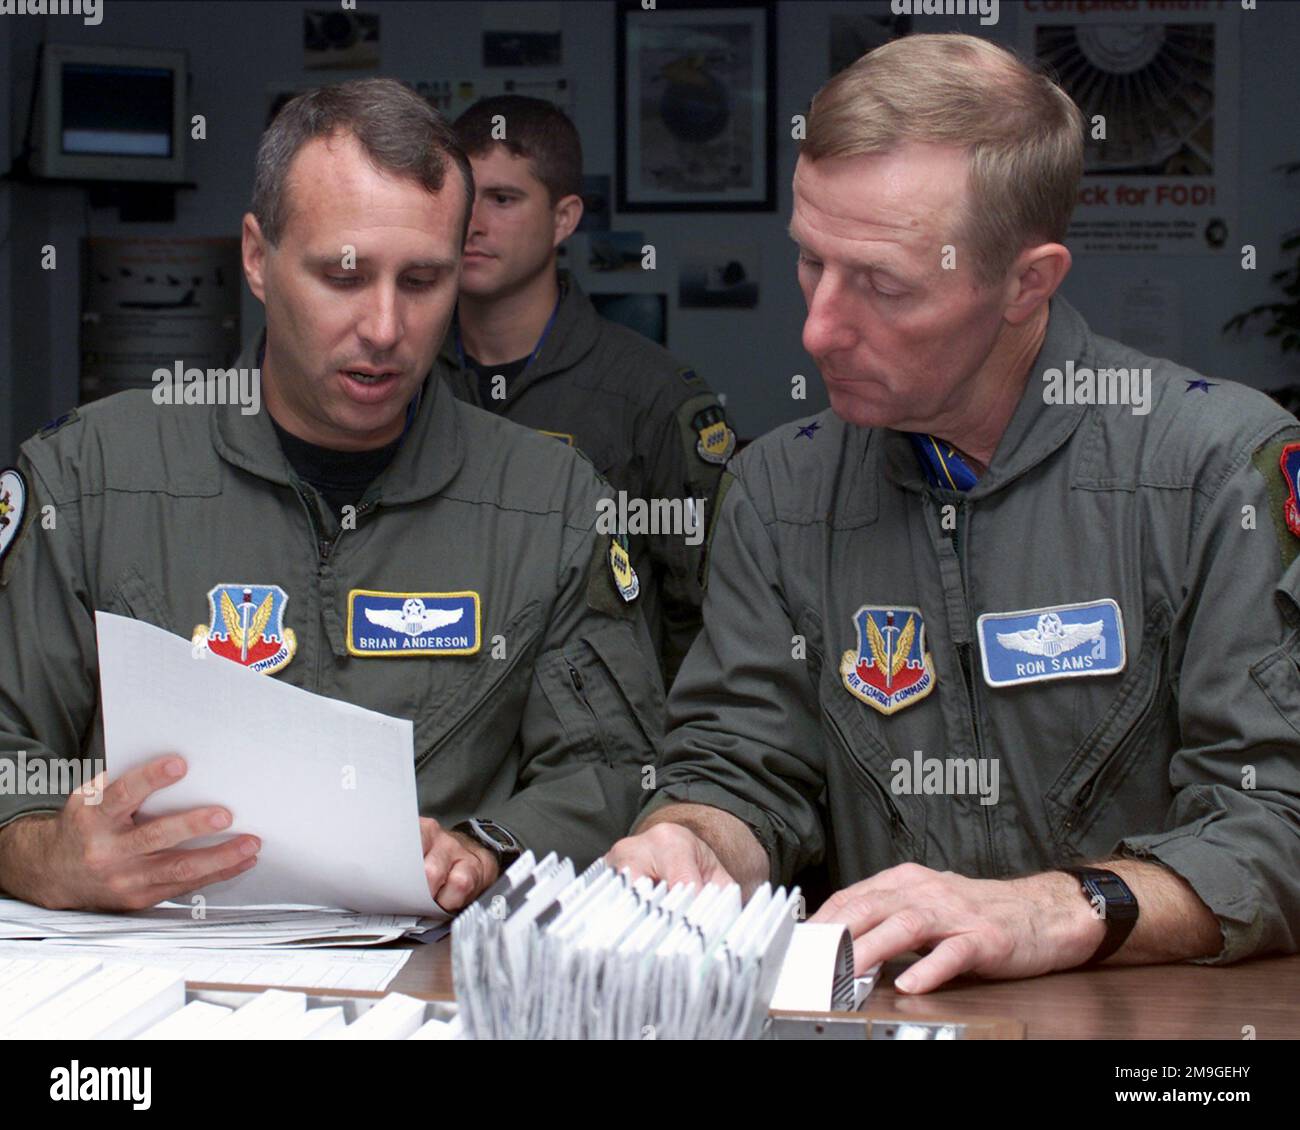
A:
[452,853,804,1040]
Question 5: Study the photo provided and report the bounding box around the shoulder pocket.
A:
[537,619,664,768]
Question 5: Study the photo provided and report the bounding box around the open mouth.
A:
[338,369,404,403]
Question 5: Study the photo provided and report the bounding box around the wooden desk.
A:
[382,941,1300,1040]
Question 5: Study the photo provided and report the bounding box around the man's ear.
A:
[242,212,270,304]
[1002,241,1071,327]
[552,192,584,249]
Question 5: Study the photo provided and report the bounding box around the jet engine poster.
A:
[1020,1,1240,255]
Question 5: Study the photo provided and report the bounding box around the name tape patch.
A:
[348,590,481,656]
[977,599,1125,687]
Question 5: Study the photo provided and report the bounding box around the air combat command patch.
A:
[192,584,297,674]
[1251,434,1300,570]
[1280,442,1300,540]
[840,605,936,715]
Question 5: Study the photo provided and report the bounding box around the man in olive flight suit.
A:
[435,96,734,688]
[0,79,662,914]
[610,35,1300,992]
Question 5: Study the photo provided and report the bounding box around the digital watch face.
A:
[1094,876,1136,908]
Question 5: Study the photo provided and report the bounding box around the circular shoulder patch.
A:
[0,468,29,567]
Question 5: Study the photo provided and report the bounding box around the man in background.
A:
[434,95,734,687]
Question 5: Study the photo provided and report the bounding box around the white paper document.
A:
[95,612,445,918]
[0,941,412,993]
[0,897,427,947]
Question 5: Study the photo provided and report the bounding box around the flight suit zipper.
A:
[950,499,997,873]
[294,489,378,687]
[1062,649,1165,835]
[565,660,612,766]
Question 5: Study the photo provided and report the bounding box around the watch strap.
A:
[1062,866,1139,966]
[454,818,523,871]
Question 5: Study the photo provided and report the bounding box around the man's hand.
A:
[810,863,1105,993]
[605,821,739,889]
[0,755,260,911]
[420,817,498,912]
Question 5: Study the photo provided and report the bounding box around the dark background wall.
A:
[3,0,1299,459]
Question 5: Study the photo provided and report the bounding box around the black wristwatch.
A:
[453,817,523,873]
[1061,866,1139,966]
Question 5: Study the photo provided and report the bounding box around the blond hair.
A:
[802,34,1083,284]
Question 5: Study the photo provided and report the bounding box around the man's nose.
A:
[801,271,857,359]
[468,197,489,240]
[356,282,403,352]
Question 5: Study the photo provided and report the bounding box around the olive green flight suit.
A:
[0,353,664,873]
[644,296,1300,964]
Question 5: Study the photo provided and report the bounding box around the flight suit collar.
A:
[881,295,1092,498]
[436,268,601,398]
[213,329,465,503]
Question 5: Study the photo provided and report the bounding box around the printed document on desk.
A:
[95,612,447,919]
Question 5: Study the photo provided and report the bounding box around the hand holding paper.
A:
[0,754,260,912]
[420,817,499,911]
[95,612,448,918]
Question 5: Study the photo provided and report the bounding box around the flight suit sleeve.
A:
[1114,425,1300,963]
[637,465,828,886]
[639,373,734,688]
[489,470,665,869]
[0,440,98,834]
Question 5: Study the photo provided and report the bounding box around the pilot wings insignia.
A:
[995,617,1104,658]
[364,598,464,637]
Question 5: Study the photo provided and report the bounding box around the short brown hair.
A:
[453,95,582,204]
[802,34,1084,285]
[251,77,475,247]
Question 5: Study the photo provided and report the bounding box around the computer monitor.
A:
[33,43,187,183]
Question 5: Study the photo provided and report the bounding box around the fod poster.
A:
[1021,1,1240,255]
[80,238,241,402]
